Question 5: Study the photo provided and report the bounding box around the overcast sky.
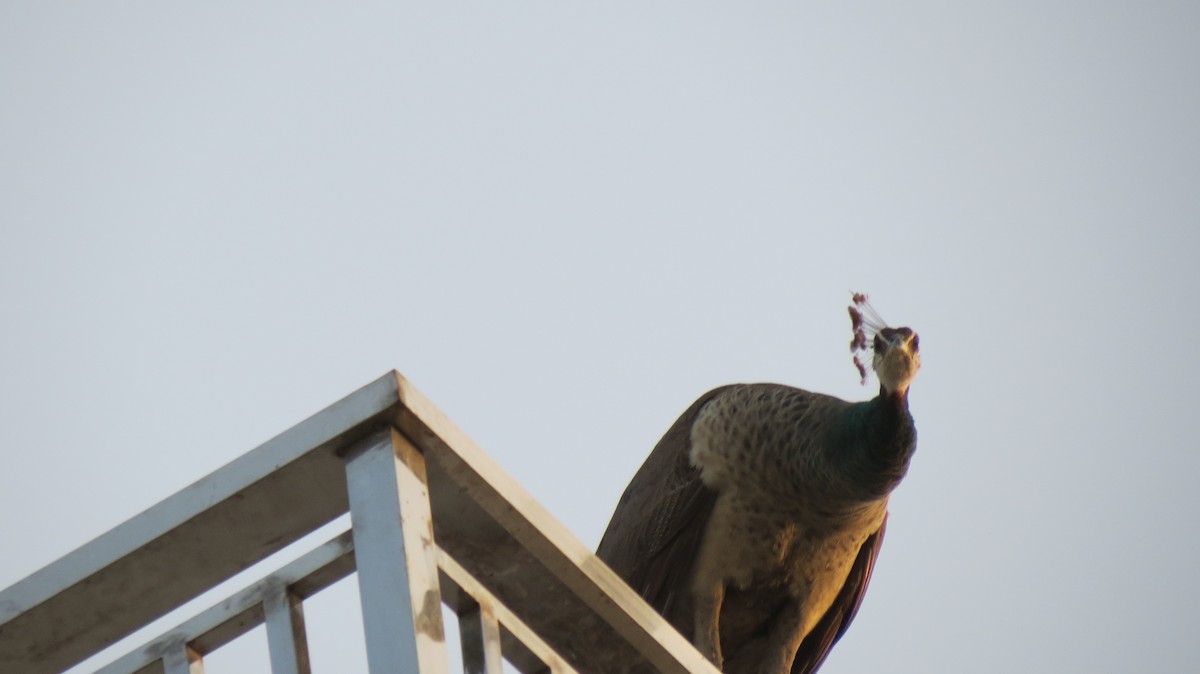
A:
[3,3,1198,673]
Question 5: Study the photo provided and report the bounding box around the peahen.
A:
[596,296,920,674]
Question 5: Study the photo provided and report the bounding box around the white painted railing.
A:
[0,372,719,674]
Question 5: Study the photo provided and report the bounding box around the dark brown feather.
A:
[595,386,731,626]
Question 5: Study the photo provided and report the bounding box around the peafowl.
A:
[596,295,919,674]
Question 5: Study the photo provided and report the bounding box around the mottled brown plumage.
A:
[597,327,919,674]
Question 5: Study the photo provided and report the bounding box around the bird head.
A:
[848,292,921,398]
[872,327,920,397]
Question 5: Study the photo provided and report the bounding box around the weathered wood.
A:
[346,429,449,674]
[436,567,546,674]
[161,646,203,674]
[0,371,716,674]
[93,532,354,674]
[437,549,575,674]
[457,601,503,674]
[0,374,399,674]
[263,587,310,674]
[390,375,720,674]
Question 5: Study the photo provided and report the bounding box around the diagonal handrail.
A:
[0,371,719,674]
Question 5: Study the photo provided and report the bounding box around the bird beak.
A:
[889,330,919,354]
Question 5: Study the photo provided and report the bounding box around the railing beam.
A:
[346,429,449,674]
[437,548,575,674]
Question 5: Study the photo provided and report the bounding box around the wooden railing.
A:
[0,372,719,674]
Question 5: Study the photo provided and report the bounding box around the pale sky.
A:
[2,3,1198,673]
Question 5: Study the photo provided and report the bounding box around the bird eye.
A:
[911,334,919,352]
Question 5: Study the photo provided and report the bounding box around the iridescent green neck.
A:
[828,394,917,501]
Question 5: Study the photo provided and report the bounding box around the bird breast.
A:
[687,384,887,603]
[698,490,885,594]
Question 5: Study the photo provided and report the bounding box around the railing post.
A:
[345,428,449,674]
[458,600,504,674]
[162,644,203,674]
[264,585,311,674]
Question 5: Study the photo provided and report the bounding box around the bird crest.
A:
[848,292,885,385]
[848,292,921,394]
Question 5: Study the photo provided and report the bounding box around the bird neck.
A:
[831,392,917,502]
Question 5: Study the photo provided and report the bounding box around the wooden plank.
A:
[0,373,401,674]
[346,429,449,674]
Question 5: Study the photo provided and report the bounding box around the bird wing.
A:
[595,385,734,627]
[790,514,888,674]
